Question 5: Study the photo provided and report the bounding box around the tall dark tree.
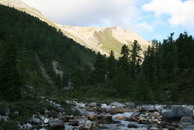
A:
[107,50,117,80]
[162,33,177,82]
[142,46,156,82]
[91,52,107,84]
[130,40,142,79]
[176,32,194,69]
[0,39,22,101]
[119,44,130,77]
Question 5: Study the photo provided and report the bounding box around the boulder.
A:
[75,102,85,108]
[111,107,132,114]
[88,102,97,107]
[97,116,113,124]
[101,104,111,112]
[85,120,93,127]
[154,105,163,111]
[49,119,64,129]
[125,102,135,108]
[140,105,155,112]
[162,106,193,120]
[184,125,194,130]
[110,102,125,108]
[69,121,79,126]
[30,117,42,125]
[130,112,140,118]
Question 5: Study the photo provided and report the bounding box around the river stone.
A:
[140,105,155,112]
[30,117,42,125]
[101,104,111,112]
[125,102,135,108]
[184,125,194,130]
[44,118,49,124]
[88,102,97,107]
[110,102,125,108]
[111,107,132,114]
[97,116,113,124]
[162,106,193,120]
[49,119,64,129]
[85,120,93,127]
[180,117,194,126]
[76,102,86,108]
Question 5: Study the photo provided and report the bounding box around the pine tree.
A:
[107,50,117,80]
[119,44,130,77]
[162,33,176,82]
[0,39,22,101]
[91,52,107,84]
[130,40,142,79]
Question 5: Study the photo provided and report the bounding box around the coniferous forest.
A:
[1,4,194,103]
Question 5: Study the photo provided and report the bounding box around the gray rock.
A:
[101,104,111,112]
[85,120,93,127]
[74,107,88,115]
[44,118,49,124]
[130,112,140,118]
[140,105,155,112]
[125,102,135,108]
[110,102,125,108]
[128,122,149,128]
[1,116,9,122]
[180,117,194,124]
[111,107,132,114]
[154,105,163,111]
[97,124,128,130]
[184,125,194,130]
[30,117,42,125]
[87,111,96,116]
[162,106,193,120]
[44,110,52,117]
[88,102,97,107]
[65,124,74,130]
[49,119,64,128]
[76,102,85,108]
[5,106,10,116]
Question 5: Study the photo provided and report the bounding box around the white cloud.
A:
[142,0,194,28]
[135,22,154,32]
[22,0,140,28]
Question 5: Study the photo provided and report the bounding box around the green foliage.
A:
[129,40,142,79]
[0,5,96,97]
[107,50,117,80]
[91,52,107,84]
[0,39,22,101]
[132,73,152,101]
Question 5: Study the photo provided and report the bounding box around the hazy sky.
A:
[22,0,194,41]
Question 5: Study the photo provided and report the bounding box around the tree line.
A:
[91,32,194,103]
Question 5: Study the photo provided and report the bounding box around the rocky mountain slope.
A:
[61,25,151,57]
[0,0,151,57]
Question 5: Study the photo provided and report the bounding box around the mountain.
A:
[0,0,150,57]
[61,25,150,57]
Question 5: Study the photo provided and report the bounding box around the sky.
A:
[22,0,194,41]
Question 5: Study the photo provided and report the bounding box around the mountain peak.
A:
[0,0,150,57]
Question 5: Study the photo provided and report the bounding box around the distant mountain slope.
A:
[61,25,150,57]
[0,0,151,57]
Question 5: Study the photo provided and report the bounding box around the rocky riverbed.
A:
[1,99,194,130]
